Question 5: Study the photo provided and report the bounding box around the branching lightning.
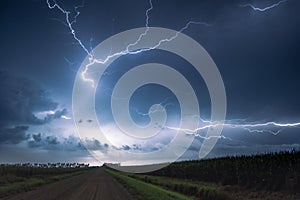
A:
[240,0,288,12]
[47,0,299,143]
[132,102,300,140]
[166,120,300,140]
[81,21,212,87]
[47,0,211,87]
[47,0,91,57]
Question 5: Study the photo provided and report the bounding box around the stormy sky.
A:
[0,0,300,165]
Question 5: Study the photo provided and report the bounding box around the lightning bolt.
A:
[47,0,211,87]
[132,105,300,140]
[81,21,211,87]
[240,0,288,12]
[47,0,91,57]
[47,0,299,143]
[166,120,300,140]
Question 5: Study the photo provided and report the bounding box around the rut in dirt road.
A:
[4,168,131,200]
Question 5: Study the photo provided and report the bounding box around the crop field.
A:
[0,165,89,198]
[106,151,300,200]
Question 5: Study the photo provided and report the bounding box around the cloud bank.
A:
[0,71,67,144]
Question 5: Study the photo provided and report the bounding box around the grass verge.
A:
[129,174,230,200]
[106,169,192,200]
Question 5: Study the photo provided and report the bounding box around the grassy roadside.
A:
[105,169,299,200]
[105,169,192,200]
[129,174,230,200]
[109,170,299,200]
[0,168,89,198]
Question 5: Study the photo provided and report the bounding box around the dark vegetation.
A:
[0,165,86,178]
[128,173,229,200]
[149,150,300,193]
[0,165,90,197]
[106,150,300,200]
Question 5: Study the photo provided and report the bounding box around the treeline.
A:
[0,165,87,178]
[149,150,300,192]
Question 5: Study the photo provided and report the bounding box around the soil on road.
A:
[3,168,131,200]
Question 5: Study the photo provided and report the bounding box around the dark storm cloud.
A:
[0,71,57,124]
[0,126,29,144]
[32,133,42,142]
[83,138,109,152]
[119,143,161,152]
[0,71,68,125]
[28,132,109,153]
[28,134,77,150]
[0,71,67,144]
[41,109,68,124]
[46,136,59,145]
[77,119,94,124]
[121,145,131,150]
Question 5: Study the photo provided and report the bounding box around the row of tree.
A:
[0,163,88,177]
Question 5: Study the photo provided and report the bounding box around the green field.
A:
[107,169,230,200]
[106,169,192,200]
[0,165,89,197]
[106,151,300,200]
[128,174,229,200]
[150,151,300,193]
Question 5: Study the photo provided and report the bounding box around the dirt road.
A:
[4,168,131,200]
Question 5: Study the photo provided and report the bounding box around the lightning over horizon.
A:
[166,119,300,138]
[47,0,300,136]
[240,0,288,12]
[46,0,300,157]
